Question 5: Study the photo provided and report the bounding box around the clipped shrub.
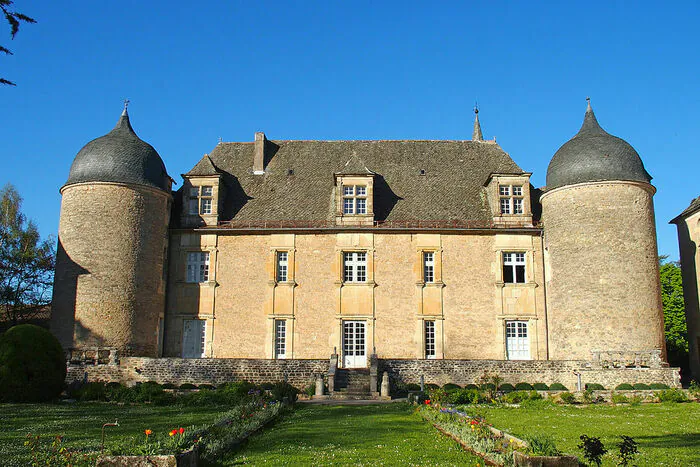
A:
[615,383,634,391]
[0,324,66,402]
[480,383,496,391]
[498,383,515,393]
[259,382,275,390]
[632,383,650,390]
[405,383,422,392]
[105,383,133,402]
[447,388,483,404]
[425,383,440,390]
[442,383,461,391]
[179,383,197,390]
[464,384,479,390]
[162,383,177,389]
[514,382,534,391]
[532,382,549,391]
[549,383,568,391]
[198,384,216,390]
[648,383,669,390]
[558,392,576,404]
[136,381,174,405]
[656,388,688,403]
[585,383,605,390]
[76,382,107,401]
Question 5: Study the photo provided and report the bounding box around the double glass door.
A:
[342,321,366,368]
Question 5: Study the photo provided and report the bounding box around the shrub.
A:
[198,384,216,390]
[464,384,479,390]
[218,381,256,399]
[498,383,515,393]
[689,380,700,400]
[134,382,174,405]
[617,435,639,466]
[525,435,561,456]
[447,388,483,404]
[0,324,66,402]
[514,382,533,391]
[611,392,629,404]
[532,382,549,391]
[162,383,177,389]
[442,383,461,391]
[76,382,107,401]
[648,383,669,390]
[520,398,554,409]
[501,390,541,404]
[270,381,298,403]
[585,383,605,390]
[304,383,316,397]
[427,388,447,405]
[405,383,422,391]
[628,395,642,406]
[615,383,634,391]
[425,383,440,390]
[558,392,576,404]
[179,383,197,390]
[578,435,607,466]
[259,382,275,390]
[548,383,568,391]
[632,383,650,390]
[656,388,688,403]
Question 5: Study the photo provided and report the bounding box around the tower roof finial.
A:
[472,103,483,141]
[122,98,130,116]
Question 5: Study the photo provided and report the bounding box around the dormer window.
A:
[189,186,214,215]
[499,185,523,215]
[343,185,367,215]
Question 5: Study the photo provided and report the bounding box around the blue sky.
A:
[2,1,699,259]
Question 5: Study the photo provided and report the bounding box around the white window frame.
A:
[182,319,206,358]
[343,251,367,283]
[505,320,530,360]
[274,319,287,359]
[276,251,288,282]
[342,185,368,215]
[186,252,210,283]
[423,252,435,283]
[499,184,524,215]
[424,320,436,359]
[502,252,526,284]
[188,185,214,215]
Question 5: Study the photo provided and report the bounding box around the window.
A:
[274,319,287,359]
[423,252,435,283]
[503,252,525,283]
[499,185,524,215]
[342,185,367,215]
[506,320,530,360]
[343,252,367,282]
[186,252,210,283]
[276,251,288,282]
[188,185,214,215]
[182,319,206,358]
[425,320,436,359]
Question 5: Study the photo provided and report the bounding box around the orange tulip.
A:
[169,429,177,436]
[144,429,153,436]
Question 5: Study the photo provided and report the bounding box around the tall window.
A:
[343,252,367,282]
[188,186,214,215]
[423,252,435,283]
[342,185,367,215]
[506,320,530,360]
[182,319,206,358]
[274,319,287,359]
[499,185,523,215]
[502,252,526,284]
[425,320,436,359]
[186,252,210,283]
[276,251,288,282]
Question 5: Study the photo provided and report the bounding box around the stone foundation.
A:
[65,358,680,390]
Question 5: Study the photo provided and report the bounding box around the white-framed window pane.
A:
[499,186,510,196]
[277,251,288,282]
[186,252,210,283]
[201,186,213,197]
[182,319,206,358]
[425,320,436,358]
[343,185,354,196]
[343,251,367,282]
[513,198,523,214]
[343,198,354,214]
[512,186,523,196]
[356,198,366,214]
[506,320,529,360]
[356,186,366,196]
[423,252,435,283]
[500,198,511,214]
[200,198,212,214]
[503,252,525,284]
[275,319,286,359]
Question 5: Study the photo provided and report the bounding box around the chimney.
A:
[253,132,266,175]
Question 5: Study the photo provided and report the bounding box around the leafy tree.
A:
[1,0,36,86]
[659,256,688,369]
[0,183,55,327]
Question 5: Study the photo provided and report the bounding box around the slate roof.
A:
[671,197,700,224]
[182,139,526,224]
[65,110,170,192]
[185,154,221,177]
[546,102,651,190]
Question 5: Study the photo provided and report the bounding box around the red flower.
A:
[424,399,431,405]
[178,427,185,435]
[470,419,478,425]
[169,429,177,437]
[144,429,153,436]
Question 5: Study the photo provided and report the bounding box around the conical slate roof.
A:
[546,101,651,190]
[64,109,170,192]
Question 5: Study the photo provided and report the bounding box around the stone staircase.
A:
[331,368,375,399]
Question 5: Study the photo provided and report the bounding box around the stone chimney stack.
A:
[253,132,266,175]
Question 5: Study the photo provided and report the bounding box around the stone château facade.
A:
[51,101,678,390]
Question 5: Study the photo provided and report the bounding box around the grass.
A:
[0,402,223,466]
[226,403,484,466]
[459,402,700,466]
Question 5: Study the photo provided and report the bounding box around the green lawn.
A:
[226,403,483,466]
[460,402,700,466]
[0,402,223,466]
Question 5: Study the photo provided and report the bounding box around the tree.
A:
[1,0,36,86]
[659,256,688,370]
[0,183,54,327]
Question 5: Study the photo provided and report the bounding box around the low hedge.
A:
[532,382,549,391]
[549,383,568,391]
[585,383,605,390]
[615,383,634,391]
[514,382,534,391]
[442,383,461,391]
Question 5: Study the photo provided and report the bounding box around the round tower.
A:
[51,105,171,357]
[541,100,666,361]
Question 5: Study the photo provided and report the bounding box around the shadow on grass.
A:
[634,432,700,450]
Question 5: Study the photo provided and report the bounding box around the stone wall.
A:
[379,359,681,389]
[66,357,329,389]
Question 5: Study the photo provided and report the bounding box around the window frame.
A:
[423,251,435,283]
[424,320,436,359]
[274,319,287,359]
[342,184,368,215]
[276,251,289,283]
[186,252,210,283]
[188,185,214,215]
[505,320,530,360]
[502,251,526,284]
[343,251,367,283]
[499,184,524,215]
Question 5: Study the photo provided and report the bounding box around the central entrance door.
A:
[342,320,366,368]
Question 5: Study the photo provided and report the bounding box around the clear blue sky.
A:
[2,1,699,260]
